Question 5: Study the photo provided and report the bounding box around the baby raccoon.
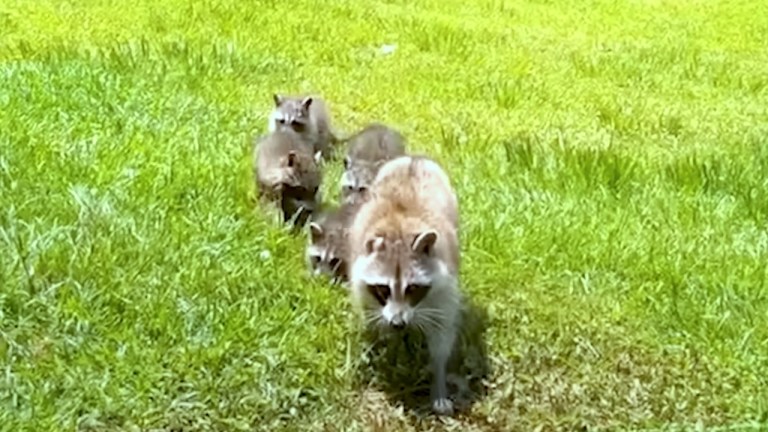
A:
[254,129,322,227]
[268,93,338,160]
[306,191,370,285]
[340,123,406,202]
[348,155,461,416]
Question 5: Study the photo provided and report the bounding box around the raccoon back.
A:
[350,155,460,271]
[254,130,320,191]
[346,123,406,164]
[372,155,459,228]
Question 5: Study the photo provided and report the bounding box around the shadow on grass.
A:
[356,296,492,417]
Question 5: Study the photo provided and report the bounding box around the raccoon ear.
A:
[343,156,350,170]
[309,222,323,242]
[314,151,323,164]
[273,93,283,106]
[301,96,313,110]
[365,236,385,254]
[412,230,438,255]
[287,151,297,167]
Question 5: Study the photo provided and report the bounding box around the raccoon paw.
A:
[431,397,454,416]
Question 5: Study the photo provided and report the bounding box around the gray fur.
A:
[340,122,407,201]
[306,191,369,284]
[268,94,339,159]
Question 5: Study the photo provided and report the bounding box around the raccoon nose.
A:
[391,319,406,330]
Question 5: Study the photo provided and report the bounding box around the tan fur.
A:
[348,155,461,416]
[341,123,407,201]
[254,129,322,225]
[268,94,339,159]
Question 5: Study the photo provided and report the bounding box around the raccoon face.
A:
[272,94,312,132]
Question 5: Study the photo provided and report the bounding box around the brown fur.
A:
[253,129,322,226]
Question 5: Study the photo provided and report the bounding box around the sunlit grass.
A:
[1,0,767,430]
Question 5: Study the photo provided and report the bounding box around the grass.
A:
[1,0,768,430]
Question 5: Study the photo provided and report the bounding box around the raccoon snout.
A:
[390,317,406,330]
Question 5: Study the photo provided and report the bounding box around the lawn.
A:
[1,0,767,430]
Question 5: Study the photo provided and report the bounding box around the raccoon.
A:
[254,129,322,227]
[268,93,339,160]
[347,155,461,416]
[340,123,407,202]
[306,191,369,285]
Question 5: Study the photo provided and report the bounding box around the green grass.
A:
[1,0,768,430]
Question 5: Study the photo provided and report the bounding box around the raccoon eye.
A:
[404,284,431,305]
[367,284,390,306]
[329,257,341,270]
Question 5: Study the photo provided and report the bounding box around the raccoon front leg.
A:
[426,323,458,416]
